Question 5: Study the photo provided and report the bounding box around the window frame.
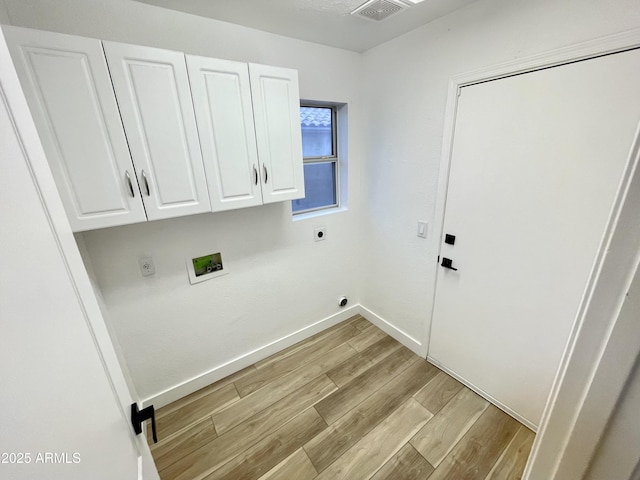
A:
[293,104,340,215]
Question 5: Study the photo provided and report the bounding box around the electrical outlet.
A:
[139,257,155,277]
[314,227,326,242]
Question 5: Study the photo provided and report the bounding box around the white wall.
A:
[6,0,640,408]
[360,0,640,353]
[0,1,9,24]
[1,0,364,404]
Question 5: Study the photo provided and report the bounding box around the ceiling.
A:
[134,0,479,52]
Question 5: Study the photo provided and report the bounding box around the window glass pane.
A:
[300,107,333,157]
[292,162,337,213]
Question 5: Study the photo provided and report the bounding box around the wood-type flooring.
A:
[148,315,535,480]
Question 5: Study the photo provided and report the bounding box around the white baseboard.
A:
[358,305,425,357]
[143,305,360,409]
[427,355,538,432]
[145,300,540,433]
[357,305,537,430]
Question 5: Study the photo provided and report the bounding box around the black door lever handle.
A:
[131,403,157,443]
[441,257,458,271]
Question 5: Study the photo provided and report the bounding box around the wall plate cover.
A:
[314,227,326,241]
[139,257,155,276]
[186,251,228,285]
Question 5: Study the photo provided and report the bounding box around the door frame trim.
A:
[525,123,640,479]
[429,27,640,479]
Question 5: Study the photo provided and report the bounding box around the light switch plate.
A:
[417,221,428,238]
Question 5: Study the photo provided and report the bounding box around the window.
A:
[292,105,340,214]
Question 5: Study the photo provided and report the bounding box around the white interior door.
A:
[0,33,157,479]
[2,26,147,231]
[429,48,640,428]
[187,55,262,211]
[103,41,211,221]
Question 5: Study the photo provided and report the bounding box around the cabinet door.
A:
[187,56,262,211]
[103,42,211,221]
[249,64,305,204]
[2,26,147,231]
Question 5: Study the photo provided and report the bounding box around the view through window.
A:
[292,105,338,214]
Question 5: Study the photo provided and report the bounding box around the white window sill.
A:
[292,205,348,222]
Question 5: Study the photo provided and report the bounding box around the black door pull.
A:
[131,403,158,443]
[441,257,458,271]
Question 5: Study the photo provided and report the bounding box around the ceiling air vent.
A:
[351,0,408,22]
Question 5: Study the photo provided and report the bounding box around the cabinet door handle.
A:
[125,171,135,198]
[263,165,268,184]
[141,170,150,196]
[253,165,258,185]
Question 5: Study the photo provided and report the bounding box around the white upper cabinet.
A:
[2,26,147,231]
[249,64,305,204]
[188,58,305,210]
[186,55,262,211]
[103,42,211,221]
[4,26,304,229]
